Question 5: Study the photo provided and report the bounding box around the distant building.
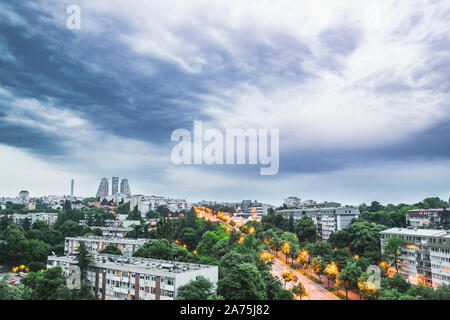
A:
[276,206,359,241]
[71,179,74,197]
[380,228,450,288]
[405,209,445,228]
[64,236,147,256]
[112,177,119,196]
[8,212,59,227]
[96,178,109,200]
[131,195,191,217]
[98,227,133,238]
[284,196,302,208]
[18,190,29,204]
[120,178,131,196]
[47,254,219,300]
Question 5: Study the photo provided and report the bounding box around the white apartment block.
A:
[276,207,360,241]
[99,227,133,238]
[380,228,450,288]
[78,219,141,228]
[7,212,59,227]
[64,236,148,256]
[47,254,218,300]
[130,195,191,217]
[284,196,302,208]
[405,209,445,228]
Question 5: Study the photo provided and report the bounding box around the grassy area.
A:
[325,287,348,300]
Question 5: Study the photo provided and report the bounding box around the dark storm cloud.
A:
[0,0,449,184]
[0,1,314,154]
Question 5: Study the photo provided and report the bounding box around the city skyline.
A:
[0,1,449,206]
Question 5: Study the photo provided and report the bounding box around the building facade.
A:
[7,212,58,227]
[276,206,360,241]
[64,236,147,256]
[284,196,302,208]
[96,178,109,199]
[120,178,131,196]
[18,190,29,204]
[380,228,450,288]
[405,209,445,228]
[47,254,219,300]
[99,227,133,238]
[112,177,119,196]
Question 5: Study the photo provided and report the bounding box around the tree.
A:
[179,227,198,250]
[386,273,411,293]
[133,239,173,260]
[21,266,93,300]
[310,256,324,282]
[368,201,383,212]
[218,263,267,300]
[406,284,437,300]
[358,272,379,300]
[324,262,338,287]
[384,237,403,273]
[337,262,362,299]
[440,205,450,230]
[128,205,141,220]
[146,210,159,219]
[281,270,297,289]
[21,218,31,232]
[287,215,295,233]
[92,228,103,236]
[435,284,450,300]
[157,205,170,217]
[75,242,92,281]
[100,244,122,255]
[156,217,174,242]
[196,231,221,256]
[220,251,254,270]
[116,202,130,214]
[176,276,214,300]
[291,281,308,300]
[57,220,83,238]
[294,216,317,243]
[0,227,50,268]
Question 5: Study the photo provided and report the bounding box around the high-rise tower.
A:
[120,178,131,196]
[96,177,109,199]
[112,176,119,196]
[71,179,74,197]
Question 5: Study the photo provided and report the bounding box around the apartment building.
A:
[47,254,219,300]
[98,227,133,238]
[7,212,59,227]
[283,196,302,208]
[64,236,148,256]
[275,206,359,241]
[380,228,450,287]
[405,209,445,227]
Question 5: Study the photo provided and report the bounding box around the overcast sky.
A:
[0,0,449,206]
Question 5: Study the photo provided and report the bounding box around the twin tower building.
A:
[96,177,131,199]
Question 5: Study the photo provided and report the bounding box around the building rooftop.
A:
[99,227,133,232]
[48,253,217,276]
[65,236,148,245]
[381,228,450,237]
[405,209,445,212]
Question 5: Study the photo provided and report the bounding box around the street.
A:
[271,256,340,300]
